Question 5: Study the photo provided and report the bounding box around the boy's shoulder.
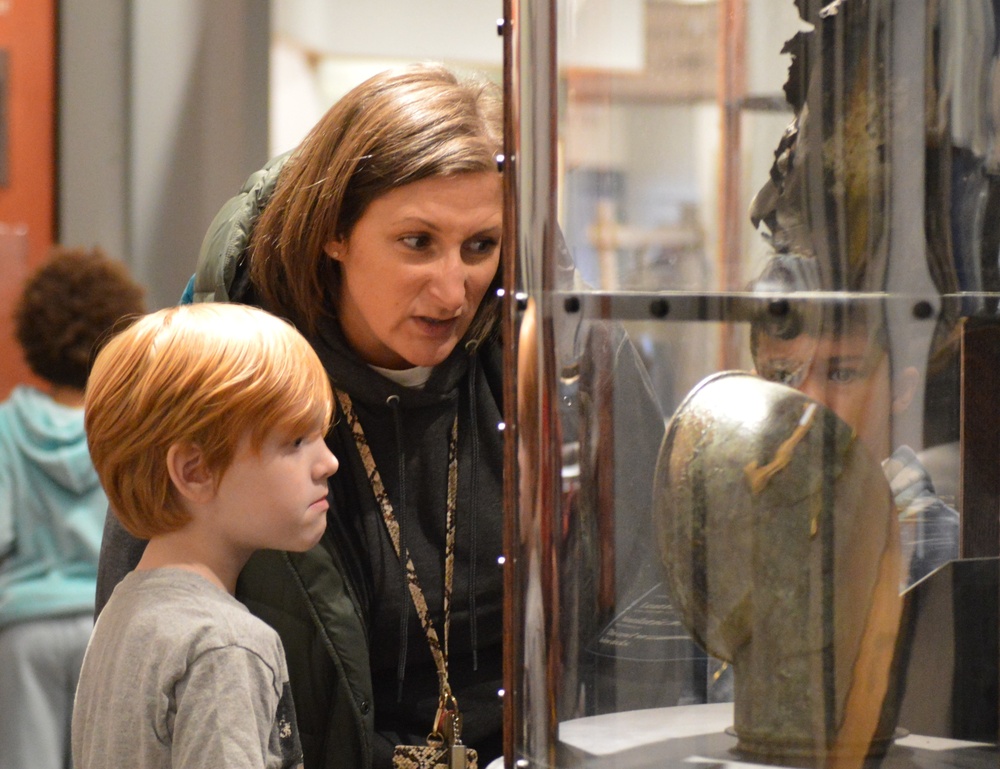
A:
[74,567,300,769]
[101,568,283,659]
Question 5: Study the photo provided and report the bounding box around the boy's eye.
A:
[289,426,328,449]
[827,366,862,384]
[759,360,806,387]
[289,432,319,449]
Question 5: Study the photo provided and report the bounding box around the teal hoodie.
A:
[0,385,105,627]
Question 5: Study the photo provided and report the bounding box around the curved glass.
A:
[504,2,1000,768]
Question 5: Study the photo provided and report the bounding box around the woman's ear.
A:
[892,365,921,415]
[324,238,346,262]
[166,442,216,504]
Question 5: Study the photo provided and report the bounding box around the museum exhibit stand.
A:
[496,1,1000,767]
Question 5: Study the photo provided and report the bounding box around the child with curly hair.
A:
[0,246,146,769]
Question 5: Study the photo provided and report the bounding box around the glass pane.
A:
[508,1,999,767]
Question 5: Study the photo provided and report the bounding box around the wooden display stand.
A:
[0,2,56,398]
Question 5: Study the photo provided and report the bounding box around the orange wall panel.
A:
[0,1,55,398]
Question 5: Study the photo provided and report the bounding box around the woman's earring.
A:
[324,241,344,261]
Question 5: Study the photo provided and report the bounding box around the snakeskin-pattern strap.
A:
[392,744,479,769]
[335,390,459,687]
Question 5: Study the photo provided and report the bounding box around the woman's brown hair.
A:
[249,63,503,341]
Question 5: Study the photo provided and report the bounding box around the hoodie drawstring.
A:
[464,341,481,671]
[387,394,409,701]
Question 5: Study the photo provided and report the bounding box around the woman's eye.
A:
[401,235,431,249]
[465,237,499,257]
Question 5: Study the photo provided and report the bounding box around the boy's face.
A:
[209,428,338,555]
[753,329,893,459]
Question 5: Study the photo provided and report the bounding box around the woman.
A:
[97,63,506,769]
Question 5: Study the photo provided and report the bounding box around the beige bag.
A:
[392,742,478,769]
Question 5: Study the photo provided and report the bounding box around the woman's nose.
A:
[428,250,467,310]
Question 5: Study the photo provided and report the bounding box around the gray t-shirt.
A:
[72,568,303,769]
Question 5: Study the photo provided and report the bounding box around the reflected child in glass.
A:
[749,255,959,588]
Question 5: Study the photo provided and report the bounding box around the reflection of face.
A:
[754,331,892,459]
[325,172,503,369]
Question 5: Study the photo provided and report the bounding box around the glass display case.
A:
[499,1,1000,767]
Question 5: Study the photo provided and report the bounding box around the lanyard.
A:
[335,390,459,696]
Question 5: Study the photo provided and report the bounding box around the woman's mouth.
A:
[414,316,459,337]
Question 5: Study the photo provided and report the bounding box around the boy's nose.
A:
[320,448,339,478]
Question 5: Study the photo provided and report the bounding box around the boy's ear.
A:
[166,442,216,504]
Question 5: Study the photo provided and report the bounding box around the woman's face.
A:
[325,172,502,369]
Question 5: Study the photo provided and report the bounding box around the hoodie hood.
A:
[3,386,99,495]
[0,385,107,626]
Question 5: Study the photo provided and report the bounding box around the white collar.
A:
[369,364,433,389]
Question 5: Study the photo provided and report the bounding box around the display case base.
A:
[549,703,997,769]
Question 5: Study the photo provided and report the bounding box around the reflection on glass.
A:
[509,0,999,767]
[748,263,960,588]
